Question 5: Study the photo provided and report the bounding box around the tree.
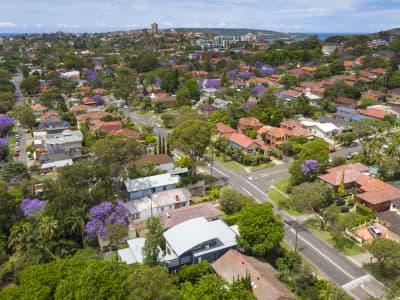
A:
[237,203,284,257]
[329,59,345,75]
[0,161,29,182]
[335,132,356,146]
[314,66,332,79]
[177,261,213,284]
[39,87,64,108]
[122,265,178,300]
[20,76,40,95]
[388,70,400,89]
[142,216,165,266]
[0,92,14,114]
[332,156,346,167]
[290,182,331,215]
[219,186,244,214]
[15,105,36,129]
[169,120,213,176]
[175,86,191,107]
[279,74,298,88]
[368,238,400,274]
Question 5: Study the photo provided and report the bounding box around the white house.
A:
[118,217,237,270]
[124,173,180,201]
[300,120,339,144]
[123,188,192,224]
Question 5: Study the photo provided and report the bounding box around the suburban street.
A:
[123,109,385,299]
[202,160,385,299]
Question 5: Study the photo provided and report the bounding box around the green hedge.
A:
[356,204,374,216]
[222,212,241,226]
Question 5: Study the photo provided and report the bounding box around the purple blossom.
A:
[246,100,257,109]
[204,79,221,89]
[170,57,178,64]
[85,69,97,81]
[154,76,161,84]
[301,160,319,176]
[20,199,46,216]
[306,62,316,67]
[184,62,193,66]
[158,61,167,67]
[241,71,255,79]
[0,115,15,131]
[92,95,104,105]
[0,138,7,147]
[9,176,19,185]
[227,69,238,78]
[250,85,266,96]
[254,61,263,69]
[85,200,131,239]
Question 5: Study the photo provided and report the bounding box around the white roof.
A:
[304,92,322,100]
[316,122,339,133]
[163,217,237,257]
[124,173,180,193]
[46,130,83,145]
[41,159,73,169]
[118,238,146,264]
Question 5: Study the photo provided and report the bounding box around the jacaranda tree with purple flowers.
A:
[85,200,130,239]
[250,85,266,96]
[227,69,238,78]
[204,79,221,89]
[20,198,46,217]
[92,95,104,106]
[0,114,15,134]
[301,159,319,176]
[241,71,255,79]
[0,138,8,161]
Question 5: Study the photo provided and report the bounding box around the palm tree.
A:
[38,216,58,241]
[8,221,33,250]
[66,206,87,247]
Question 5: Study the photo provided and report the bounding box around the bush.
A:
[347,197,355,207]
[356,204,374,216]
[222,212,241,225]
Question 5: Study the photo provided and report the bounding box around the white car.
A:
[156,124,162,128]
[15,146,20,152]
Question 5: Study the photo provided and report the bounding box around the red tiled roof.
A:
[357,174,400,204]
[280,120,302,128]
[357,108,389,120]
[265,127,288,138]
[336,97,356,105]
[212,250,294,300]
[288,126,312,137]
[76,111,109,122]
[158,202,222,230]
[83,97,96,105]
[246,77,271,84]
[281,90,301,97]
[216,122,236,135]
[93,88,107,94]
[108,129,140,137]
[90,120,122,132]
[69,104,91,113]
[32,103,48,111]
[238,117,263,128]
[318,163,369,186]
[228,132,256,148]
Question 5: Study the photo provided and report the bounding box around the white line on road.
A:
[258,169,289,178]
[289,227,355,280]
[242,187,252,196]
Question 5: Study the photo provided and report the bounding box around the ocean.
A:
[312,33,367,40]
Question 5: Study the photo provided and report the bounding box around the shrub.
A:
[356,204,374,216]
[222,212,241,225]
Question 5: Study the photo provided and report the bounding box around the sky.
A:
[0,0,400,33]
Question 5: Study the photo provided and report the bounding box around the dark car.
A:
[349,142,358,148]
[340,206,349,213]
[329,148,336,153]
[333,199,345,206]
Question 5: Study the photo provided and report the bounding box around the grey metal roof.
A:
[163,217,237,257]
[124,173,180,193]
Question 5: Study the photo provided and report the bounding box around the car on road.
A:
[123,105,129,109]
[15,134,20,139]
[15,146,20,152]
[346,152,359,160]
[156,124,161,128]
[368,226,382,238]
[14,152,19,157]
[340,206,349,213]
[329,147,336,153]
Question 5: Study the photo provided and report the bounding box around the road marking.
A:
[258,169,288,178]
[289,227,355,280]
[212,166,230,179]
[242,187,252,196]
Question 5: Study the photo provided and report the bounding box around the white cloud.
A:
[0,22,16,27]
[119,23,137,28]
[162,21,174,27]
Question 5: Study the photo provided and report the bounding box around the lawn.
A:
[274,178,291,193]
[303,217,365,256]
[268,188,302,216]
[213,154,246,173]
[249,161,275,172]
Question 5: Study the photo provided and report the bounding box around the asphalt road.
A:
[125,109,385,299]
[201,161,384,299]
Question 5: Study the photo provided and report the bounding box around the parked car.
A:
[349,142,359,148]
[340,206,349,213]
[333,199,346,206]
[368,226,382,238]
[346,152,359,160]
[15,134,20,139]
[329,148,336,153]
[15,146,20,152]
[14,152,20,157]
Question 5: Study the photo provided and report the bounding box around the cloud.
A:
[0,22,16,27]
[162,21,174,27]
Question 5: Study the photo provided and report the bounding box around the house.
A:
[123,188,191,224]
[158,202,222,230]
[90,120,123,133]
[76,111,110,129]
[258,126,288,149]
[318,163,400,212]
[118,217,237,270]
[212,98,232,109]
[37,115,70,133]
[124,173,180,200]
[44,130,83,162]
[238,117,263,133]
[155,95,177,108]
[335,97,357,108]
[228,132,262,153]
[361,90,386,102]
[32,103,48,119]
[300,120,339,142]
[199,104,218,117]
[322,42,343,56]
[279,120,312,137]
[367,105,400,118]
[83,97,96,105]
[133,154,175,172]
[40,159,73,174]
[357,108,389,120]
[387,88,400,103]
[378,199,400,241]
[276,89,301,101]
[216,122,236,137]
[212,249,294,300]
[336,106,359,122]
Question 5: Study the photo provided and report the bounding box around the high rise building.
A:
[151,22,158,34]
